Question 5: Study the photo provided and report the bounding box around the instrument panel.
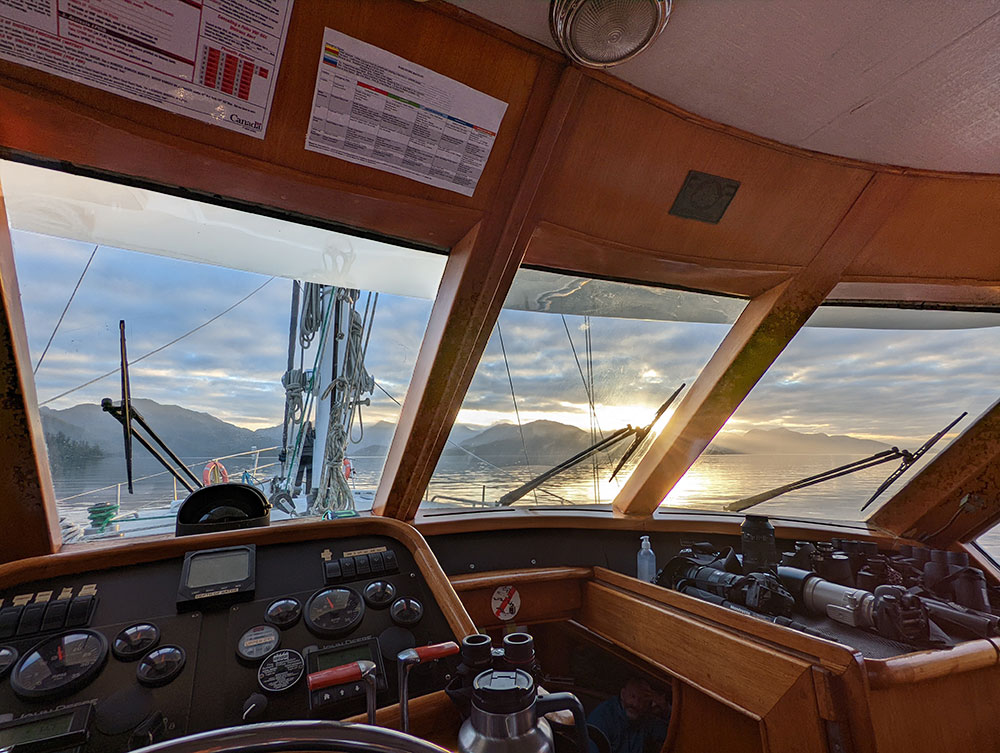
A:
[0,532,457,753]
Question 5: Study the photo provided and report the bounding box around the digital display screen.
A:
[186,549,249,588]
[315,644,373,671]
[0,712,74,746]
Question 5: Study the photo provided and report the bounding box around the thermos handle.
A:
[536,692,589,753]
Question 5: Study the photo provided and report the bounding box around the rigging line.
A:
[562,315,615,473]
[372,380,570,504]
[39,276,276,407]
[497,322,536,503]
[33,245,99,375]
[585,315,598,502]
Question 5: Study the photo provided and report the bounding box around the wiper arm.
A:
[609,383,685,482]
[726,449,904,513]
[495,426,635,507]
[860,412,967,512]
[496,387,685,507]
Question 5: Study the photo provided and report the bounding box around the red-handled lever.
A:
[307,660,378,724]
[307,661,364,692]
[397,642,460,733]
[411,641,460,662]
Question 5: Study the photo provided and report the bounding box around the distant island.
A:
[40,399,893,473]
[44,431,106,471]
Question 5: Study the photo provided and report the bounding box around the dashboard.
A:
[0,526,460,753]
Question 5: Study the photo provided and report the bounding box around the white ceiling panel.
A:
[451,0,1000,172]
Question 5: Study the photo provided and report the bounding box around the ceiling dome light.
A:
[550,0,672,69]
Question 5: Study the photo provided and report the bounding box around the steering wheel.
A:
[139,720,451,753]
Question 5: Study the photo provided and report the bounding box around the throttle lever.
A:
[397,641,460,733]
[307,659,377,724]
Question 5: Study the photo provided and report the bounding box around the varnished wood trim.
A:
[524,222,795,298]
[614,174,915,516]
[592,568,859,670]
[579,579,809,717]
[0,188,60,562]
[0,516,475,638]
[373,64,581,521]
[450,566,592,591]
[416,508,899,544]
[865,639,1000,689]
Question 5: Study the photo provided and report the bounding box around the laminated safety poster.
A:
[0,0,294,138]
[305,28,508,197]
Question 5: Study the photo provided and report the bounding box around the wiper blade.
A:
[609,383,685,481]
[726,449,904,513]
[860,412,967,512]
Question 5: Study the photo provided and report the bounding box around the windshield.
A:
[3,160,444,541]
[659,307,1000,522]
[422,268,748,510]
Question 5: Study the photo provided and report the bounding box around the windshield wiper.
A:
[496,386,684,507]
[726,414,967,514]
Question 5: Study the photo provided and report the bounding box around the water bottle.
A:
[637,535,656,582]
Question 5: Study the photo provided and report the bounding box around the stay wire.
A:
[39,276,276,407]
[33,245,98,375]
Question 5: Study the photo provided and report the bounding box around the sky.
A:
[12,228,1000,449]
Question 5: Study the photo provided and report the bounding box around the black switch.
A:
[369,551,384,573]
[354,555,371,576]
[0,606,23,639]
[382,550,398,572]
[17,603,46,635]
[339,557,356,580]
[41,600,70,632]
[324,560,342,583]
[66,595,94,627]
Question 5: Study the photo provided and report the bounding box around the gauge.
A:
[136,646,185,687]
[264,598,301,629]
[0,646,17,679]
[305,587,364,637]
[258,649,304,693]
[237,625,280,663]
[390,598,424,627]
[10,630,108,700]
[112,623,160,662]
[363,580,397,609]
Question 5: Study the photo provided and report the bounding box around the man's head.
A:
[619,678,653,721]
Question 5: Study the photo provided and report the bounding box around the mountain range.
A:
[40,399,893,468]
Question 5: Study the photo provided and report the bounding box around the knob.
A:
[242,692,268,721]
[390,598,424,627]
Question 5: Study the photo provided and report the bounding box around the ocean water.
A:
[51,451,1000,563]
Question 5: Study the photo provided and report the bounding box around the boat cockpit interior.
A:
[1,2,999,752]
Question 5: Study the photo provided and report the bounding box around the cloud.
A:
[13,229,999,449]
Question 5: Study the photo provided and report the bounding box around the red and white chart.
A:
[305,28,508,197]
[0,0,293,138]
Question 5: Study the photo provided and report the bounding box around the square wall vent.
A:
[669,170,740,224]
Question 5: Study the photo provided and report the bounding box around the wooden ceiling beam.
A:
[373,65,583,521]
[0,187,61,562]
[613,173,911,517]
[868,398,1000,546]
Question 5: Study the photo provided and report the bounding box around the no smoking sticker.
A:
[491,585,520,621]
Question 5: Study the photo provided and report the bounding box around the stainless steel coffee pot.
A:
[457,669,588,753]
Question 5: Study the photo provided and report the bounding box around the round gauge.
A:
[10,630,108,700]
[390,597,424,627]
[113,623,160,662]
[0,646,18,679]
[364,580,397,609]
[237,625,280,663]
[305,587,364,637]
[264,598,302,629]
[257,649,304,693]
[136,646,185,688]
